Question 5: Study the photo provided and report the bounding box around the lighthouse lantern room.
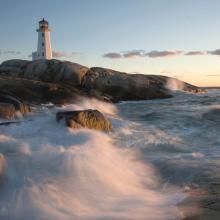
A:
[32,18,52,60]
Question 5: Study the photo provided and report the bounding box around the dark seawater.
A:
[0,90,219,219]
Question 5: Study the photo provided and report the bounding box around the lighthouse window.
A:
[42,52,44,56]
[42,42,44,47]
[42,33,44,37]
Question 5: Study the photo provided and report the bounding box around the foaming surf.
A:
[116,89,220,218]
[0,98,184,220]
[165,78,184,91]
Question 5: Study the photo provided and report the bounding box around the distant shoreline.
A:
[202,87,220,89]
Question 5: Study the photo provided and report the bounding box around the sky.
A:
[1,0,220,86]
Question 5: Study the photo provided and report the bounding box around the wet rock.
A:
[0,103,16,119]
[0,94,30,116]
[0,154,5,181]
[56,109,113,132]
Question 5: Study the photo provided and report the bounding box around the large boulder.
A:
[24,59,89,87]
[56,109,113,132]
[82,68,172,102]
[82,68,204,102]
[0,77,83,105]
[0,59,89,87]
[0,59,31,77]
[1,59,30,68]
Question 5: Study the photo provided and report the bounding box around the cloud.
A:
[102,48,220,59]
[103,52,122,59]
[185,51,205,56]
[123,50,145,58]
[206,74,220,77]
[103,50,182,59]
[52,51,80,58]
[146,50,182,58]
[207,49,220,56]
[27,51,81,59]
[4,51,21,55]
[0,50,21,56]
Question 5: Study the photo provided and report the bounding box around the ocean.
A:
[0,89,219,219]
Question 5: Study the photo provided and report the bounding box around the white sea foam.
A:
[191,152,204,158]
[166,78,184,91]
[0,98,185,220]
[61,97,118,116]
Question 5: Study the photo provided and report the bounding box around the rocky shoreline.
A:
[0,59,205,106]
[0,59,216,220]
[0,58,205,130]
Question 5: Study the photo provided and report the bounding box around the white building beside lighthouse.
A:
[32,18,52,60]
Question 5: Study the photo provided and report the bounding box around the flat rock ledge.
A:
[56,109,113,132]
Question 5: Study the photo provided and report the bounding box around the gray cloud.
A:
[123,50,145,58]
[185,51,205,56]
[27,51,80,58]
[103,48,220,59]
[52,51,80,58]
[4,51,21,55]
[0,50,21,56]
[207,49,220,56]
[146,50,182,58]
[103,50,182,59]
[103,52,122,59]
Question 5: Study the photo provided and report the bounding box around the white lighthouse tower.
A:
[32,18,52,60]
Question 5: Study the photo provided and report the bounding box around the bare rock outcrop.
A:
[0,59,88,87]
[82,67,204,102]
[82,68,171,102]
[0,59,205,104]
[56,109,113,132]
[0,77,83,105]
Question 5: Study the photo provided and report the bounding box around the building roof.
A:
[39,18,48,24]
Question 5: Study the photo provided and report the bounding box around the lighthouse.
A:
[32,18,52,60]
